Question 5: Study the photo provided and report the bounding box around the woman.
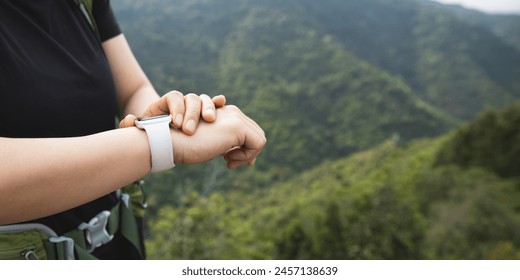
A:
[0,0,265,259]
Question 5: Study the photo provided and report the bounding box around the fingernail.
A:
[186,119,196,133]
[206,108,215,119]
[175,114,183,127]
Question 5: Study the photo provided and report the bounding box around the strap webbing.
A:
[120,200,143,257]
[45,199,143,259]
[74,0,101,40]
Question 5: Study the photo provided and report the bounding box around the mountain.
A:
[423,0,520,53]
[285,0,520,120]
[145,101,520,259]
[110,0,520,259]
[111,0,519,200]
[113,0,520,122]
[215,4,452,174]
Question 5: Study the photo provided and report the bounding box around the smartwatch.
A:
[135,115,175,172]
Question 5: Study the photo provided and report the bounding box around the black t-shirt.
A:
[0,0,141,259]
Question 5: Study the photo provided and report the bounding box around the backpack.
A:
[75,0,101,40]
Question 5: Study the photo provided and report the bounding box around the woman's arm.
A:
[0,106,266,225]
[0,127,150,224]
[101,34,159,117]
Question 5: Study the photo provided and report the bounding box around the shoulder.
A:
[91,0,121,42]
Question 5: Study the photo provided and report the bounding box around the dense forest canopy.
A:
[111,0,520,259]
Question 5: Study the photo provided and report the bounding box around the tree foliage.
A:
[436,102,520,178]
[110,0,520,259]
[146,128,520,259]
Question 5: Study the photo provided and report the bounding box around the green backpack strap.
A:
[75,0,101,40]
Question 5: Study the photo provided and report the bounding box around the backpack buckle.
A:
[48,236,75,260]
[78,210,113,252]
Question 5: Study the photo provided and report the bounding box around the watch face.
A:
[137,115,170,122]
[135,115,172,129]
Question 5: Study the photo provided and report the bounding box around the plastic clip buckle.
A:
[78,210,113,252]
[49,236,75,260]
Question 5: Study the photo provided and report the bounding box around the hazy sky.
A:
[433,0,520,14]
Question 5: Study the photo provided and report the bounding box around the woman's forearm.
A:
[102,34,160,117]
[0,127,150,224]
[122,83,160,117]
[0,105,267,225]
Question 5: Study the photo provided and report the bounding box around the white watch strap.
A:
[138,116,175,173]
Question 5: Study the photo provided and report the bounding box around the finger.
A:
[144,90,181,116]
[212,95,226,108]
[225,157,256,169]
[200,94,216,123]
[143,90,185,128]
[223,146,241,161]
[242,127,266,163]
[119,114,137,128]
[164,91,186,128]
[182,93,202,135]
[224,149,259,166]
[220,105,266,161]
[227,160,248,170]
[224,140,263,166]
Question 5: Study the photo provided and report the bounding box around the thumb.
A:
[119,114,137,128]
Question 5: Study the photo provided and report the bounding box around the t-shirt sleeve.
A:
[92,0,121,42]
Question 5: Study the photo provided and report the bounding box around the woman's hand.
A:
[119,91,226,135]
[171,105,267,169]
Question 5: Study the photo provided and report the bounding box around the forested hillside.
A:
[287,0,520,120]
[113,0,520,120]
[110,0,520,259]
[428,0,520,53]
[146,101,520,259]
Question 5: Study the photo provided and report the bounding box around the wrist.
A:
[135,115,175,172]
[170,128,185,165]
